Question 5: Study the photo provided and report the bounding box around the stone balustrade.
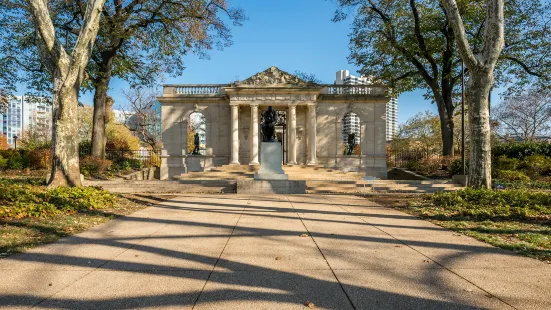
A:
[320,85,387,96]
[163,84,388,98]
[163,84,227,96]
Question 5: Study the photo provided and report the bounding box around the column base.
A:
[229,161,240,166]
[306,161,317,166]
[286,162,298,166]
[249,161,260,166]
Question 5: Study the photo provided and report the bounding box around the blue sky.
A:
[81,0,441,124]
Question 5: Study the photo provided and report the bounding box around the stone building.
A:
[157,67,389,179]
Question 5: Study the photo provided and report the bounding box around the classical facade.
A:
[157,67,389,179]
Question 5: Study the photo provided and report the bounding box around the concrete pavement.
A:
[0,194,549,309]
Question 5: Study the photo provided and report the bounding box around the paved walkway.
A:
[1,195,549,309]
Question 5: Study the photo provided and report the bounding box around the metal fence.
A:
[79,148,160,168]
[387,149,444,168]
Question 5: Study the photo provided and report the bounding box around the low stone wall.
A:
[236,180,306,194]
[123,167,159,181]
[387,168,429,180]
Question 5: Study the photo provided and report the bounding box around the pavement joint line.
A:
[30,217,172,310]
[286,196,358,310]
[322,195,519,310]
[191,196,249,309]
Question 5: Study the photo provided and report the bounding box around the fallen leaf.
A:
[423,259,431,263]
[463,288,473,292]
[48,283,52,287]
[394,245,402,248]
[275,256,282,260]
[135,255,139,257]
[304,301,316,308]
[300,234,309,237]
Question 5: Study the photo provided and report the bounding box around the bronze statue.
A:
[261,106,278,142]
[192,132,201,155]
[347,133,356,155]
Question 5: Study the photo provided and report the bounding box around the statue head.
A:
[267,106,274,112]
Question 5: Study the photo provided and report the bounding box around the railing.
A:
[387,149,443,168]
[80,148,161,168]
[163,84,227,96]
[320,85,388,96]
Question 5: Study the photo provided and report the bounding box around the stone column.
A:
[288,104,297,165]
[307,103,317,165]
[249,104,259,165]
[230,104,240,165]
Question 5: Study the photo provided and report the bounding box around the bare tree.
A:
[122,88,162,152]
[23,0,106,187]
[493,90,551,142]
[442,0,504,189]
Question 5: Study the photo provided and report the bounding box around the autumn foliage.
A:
[0,133,8,150]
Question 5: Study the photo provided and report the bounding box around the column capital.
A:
[229,102,240,107]
[306,102,317,107]
[249,103,259,108]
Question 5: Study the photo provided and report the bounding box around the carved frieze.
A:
[231,94,317,102]
[239,66,309,86]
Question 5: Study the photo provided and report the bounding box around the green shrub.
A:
[450,158,469,175]
[495,155,519,171]
[0,155,7,169]
[493,142,551,159]
[429,188,551,221]
[7,155,29,169]
[521,155,551,177]
[80,156,112,176]
[493,179,551,190]
[0,181,116,219]
[497,170,531,182]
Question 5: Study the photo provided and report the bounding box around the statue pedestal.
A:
[254,142,288,180]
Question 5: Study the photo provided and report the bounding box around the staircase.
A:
[173,165,464,194]
[177,164,365,181]
[306,180,463,194]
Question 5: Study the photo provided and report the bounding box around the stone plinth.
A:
[187,156,205,172]
[237,180,306,194]
[254,142,288,180]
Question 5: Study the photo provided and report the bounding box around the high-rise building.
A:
[386,97,398,141]
[0,96,52,147]
[335,70,398,141]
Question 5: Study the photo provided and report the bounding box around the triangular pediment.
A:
[239,66,309,86]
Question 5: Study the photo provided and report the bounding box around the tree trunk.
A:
[90,58,114,158]
[439,111,455,157]
[467,69,493,189]
[48,77,82,187]
[90,77,110,158]
[434,94,455,156]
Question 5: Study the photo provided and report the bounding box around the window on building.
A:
[341,112,361,155]
[188,112,206,155]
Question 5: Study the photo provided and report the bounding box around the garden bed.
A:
[0,177,168,258]
[369,189,551,262]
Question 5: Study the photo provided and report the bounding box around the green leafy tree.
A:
[0,0,106,187]
[71,0,246,159]
[442,0,505,189]
[1,0,245,159]
[391,111,442,154]
[332,0,551,157]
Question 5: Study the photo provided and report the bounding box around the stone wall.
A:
[315,101,387,178]
[160,96,388,179]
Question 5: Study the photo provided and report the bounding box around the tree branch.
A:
[441,0,478,68]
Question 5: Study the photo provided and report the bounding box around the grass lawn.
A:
[369,191,551,263]
[0,176,170,258]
